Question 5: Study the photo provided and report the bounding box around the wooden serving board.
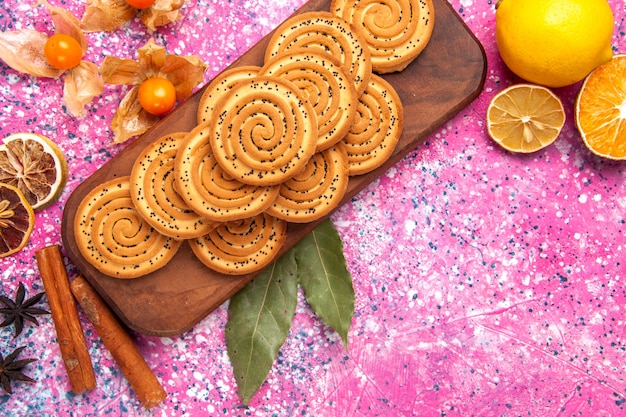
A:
[62,0,487,336]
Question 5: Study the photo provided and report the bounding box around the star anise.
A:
[0,282,50,338]
[0,346,37,395]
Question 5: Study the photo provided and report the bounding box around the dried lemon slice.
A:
[0,182,35,258]
[486,84,566,153]
[0,133,68,210]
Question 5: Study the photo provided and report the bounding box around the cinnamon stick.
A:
[35,244,96,393]
[70,275,167,409]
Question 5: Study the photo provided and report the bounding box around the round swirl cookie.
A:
[73,176,182,279]
[174,123,280,222]
[261,50,357,152]
[264,11,372,96]
[267,144,349,223]
[189,212,287,275]
[197,65,261,125]
[331,0,435,73]
[129,132,218,240]
[208,75,318,186]
[342,73,404,176]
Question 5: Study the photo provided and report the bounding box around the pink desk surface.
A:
[1,0,625,416]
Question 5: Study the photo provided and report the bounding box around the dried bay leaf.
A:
[295,219,354,349]
[225,220,355,404]
[225,248,298,405]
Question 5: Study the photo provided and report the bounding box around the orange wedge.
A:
[486,84,566,153]
[575,54,626,160]
[0,182,35,258]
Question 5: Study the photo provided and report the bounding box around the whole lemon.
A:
[495,0,614,88]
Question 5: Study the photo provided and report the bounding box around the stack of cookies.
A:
[73,0,435,278]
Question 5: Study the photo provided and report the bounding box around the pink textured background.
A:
[1,0,625,416]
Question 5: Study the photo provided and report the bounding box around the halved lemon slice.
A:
[575,54,626,160]
[486,84,566,153]
[0,133,69,210]
[0,182,35,258]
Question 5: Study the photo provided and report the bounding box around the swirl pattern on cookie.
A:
[342,74,404,176]
[73,176,182,279]
[264,11,372,96]
[197,65,260,125]
[208,76,318,186]
[261,50,357,152]
[129,132,217,240]
[331,0,435,73]
[267,144,349,223]
[189,212,287,275]
[174,123,280,222]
